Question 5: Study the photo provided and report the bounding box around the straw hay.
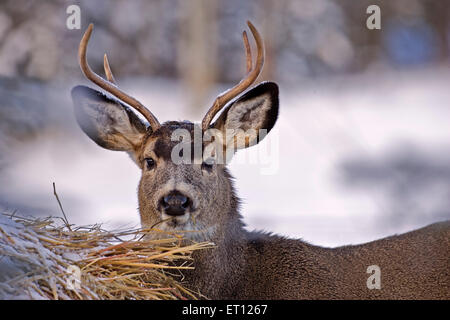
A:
[0,214,214,300]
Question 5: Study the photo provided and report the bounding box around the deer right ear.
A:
[211,82,279,152]
[71,85,148,154]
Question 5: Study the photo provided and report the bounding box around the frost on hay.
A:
[0,214,213,300]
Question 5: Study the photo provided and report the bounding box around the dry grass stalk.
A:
[0,214,214,300]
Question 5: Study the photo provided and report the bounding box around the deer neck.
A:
[184,175,251,298]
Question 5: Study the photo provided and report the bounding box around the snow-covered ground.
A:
[1,66,449,247]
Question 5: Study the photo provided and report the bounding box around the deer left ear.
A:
[212,82,279,150]
[71,85,148,164]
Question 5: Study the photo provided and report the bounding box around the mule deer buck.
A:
[71,22,449,299]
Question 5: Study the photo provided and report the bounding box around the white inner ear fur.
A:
[225,93,271,131]
[86,101,144,150]
[223,93,271,149]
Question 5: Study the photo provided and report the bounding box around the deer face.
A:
[71,22,278,240]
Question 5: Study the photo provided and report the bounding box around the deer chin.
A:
[161,212,190,226]
[147,213,217,242]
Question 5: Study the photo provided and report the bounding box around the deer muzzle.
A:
[159,190,192,217]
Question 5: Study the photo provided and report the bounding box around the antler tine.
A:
[79,24,161,131]
[243,31,252,73]
[201,20,264,131]
[103,53,117,84]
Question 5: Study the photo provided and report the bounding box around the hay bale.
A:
[0,214,213,299]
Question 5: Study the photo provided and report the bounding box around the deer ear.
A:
[211,82,279,151]
[71,85,147,154]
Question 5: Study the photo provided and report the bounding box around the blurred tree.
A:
[422,0,449,62]
[177,0,218,111]
[257,0,277,81]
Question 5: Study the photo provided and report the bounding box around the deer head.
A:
[71,21,279,241]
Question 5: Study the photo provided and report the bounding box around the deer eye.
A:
[145,157,156,170]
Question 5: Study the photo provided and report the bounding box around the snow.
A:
[0,215,80,299]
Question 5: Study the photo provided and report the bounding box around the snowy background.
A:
[1,0,449,247]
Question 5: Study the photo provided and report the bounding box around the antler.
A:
[78,24,161,131]
[201,21,265,131]
[103,53,117,84]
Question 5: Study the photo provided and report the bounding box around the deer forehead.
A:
[140,121,204,162]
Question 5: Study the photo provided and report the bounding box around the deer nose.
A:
[159,191,191,216]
